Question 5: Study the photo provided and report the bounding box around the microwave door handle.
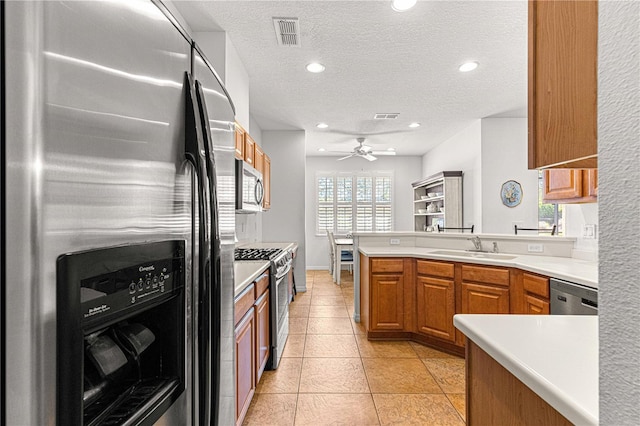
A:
[256,179,265,205]
[185,72,213,426]
[195,78,222,426]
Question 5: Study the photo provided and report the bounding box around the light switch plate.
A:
[583,224,597,239]
[390,238,400,245]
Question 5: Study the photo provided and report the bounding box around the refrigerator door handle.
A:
[184,71,213,426]
[194,78,222,426]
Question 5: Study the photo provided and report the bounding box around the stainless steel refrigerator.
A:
[1,1,236,425]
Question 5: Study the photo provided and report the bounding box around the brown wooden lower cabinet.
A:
[524,294,550,314]
[461,282,510,314]
[359,256,550,356]
[416,275,455,342]
[371,273,404,331]
[234,307,255,426]
[466,340,571,425]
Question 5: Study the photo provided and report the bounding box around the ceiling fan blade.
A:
[324,150,354,154]
[337,154,355,161]
[362,154,378,161]
[371,151,396,156]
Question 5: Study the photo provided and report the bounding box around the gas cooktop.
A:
[234,248,283,261]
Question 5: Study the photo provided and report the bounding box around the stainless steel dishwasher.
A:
[550,278,598,315]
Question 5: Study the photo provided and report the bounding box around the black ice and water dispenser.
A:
[57,240,186,425]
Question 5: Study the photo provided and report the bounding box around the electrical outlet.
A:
[528,243,544,253]
[583,224,597,239]
[390,238,400,245]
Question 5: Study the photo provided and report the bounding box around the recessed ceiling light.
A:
[306,62,325,73]
[318,148,326,152]
[387,147,396,151]
[409,122,421,128]
[316,122,329,129]
[391,0,417,12]
[459,61,479,72]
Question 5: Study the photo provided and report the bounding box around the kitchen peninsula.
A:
[352,231,598,425]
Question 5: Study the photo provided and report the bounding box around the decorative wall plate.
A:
[501,180,522,207]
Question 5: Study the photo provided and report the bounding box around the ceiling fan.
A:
[328,137,396,162]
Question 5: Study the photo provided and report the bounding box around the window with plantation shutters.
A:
[316,172,393,235]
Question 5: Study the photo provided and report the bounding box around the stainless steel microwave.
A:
[235,159,264,213]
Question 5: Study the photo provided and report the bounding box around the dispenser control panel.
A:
[57,240,185,327]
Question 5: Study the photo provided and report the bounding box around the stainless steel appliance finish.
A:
[267,250,292,370]
[550,278,598,315]
[235,159,264,213]
[2,1,236,425]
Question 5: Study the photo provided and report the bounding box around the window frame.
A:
[315,171,394,236]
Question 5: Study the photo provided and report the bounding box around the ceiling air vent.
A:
[273,17,300,47]
[374,113,400,120]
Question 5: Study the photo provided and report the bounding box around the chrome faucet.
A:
[467,236,483,252]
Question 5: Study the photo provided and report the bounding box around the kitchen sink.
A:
[429,250,518,260]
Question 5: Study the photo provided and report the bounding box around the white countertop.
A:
[358,246,597,289]
[454,314,598,426]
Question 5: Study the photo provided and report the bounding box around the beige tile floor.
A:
[243,270,466,426]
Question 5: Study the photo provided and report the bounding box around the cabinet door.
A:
[235,308,255,425]
[462,282,510,314]
[371,274,404,331]
[263,155,271,209]
[528,0,598,169]
[543,169,583,201]
[235,124,245,160]
[255,289,270,381]
[416,276,455,342]
[254,144,264,174]
[524,294,550,315]
[244,133,255,167]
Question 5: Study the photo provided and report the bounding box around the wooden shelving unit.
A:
[411,171,463,232]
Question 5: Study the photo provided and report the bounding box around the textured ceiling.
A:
[174,0,528,157]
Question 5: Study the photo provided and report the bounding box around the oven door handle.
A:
[275,262,292,281]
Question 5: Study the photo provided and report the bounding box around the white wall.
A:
[599,0,640,423]
[262,131,308,290]
[193,32,250,128]
[422,120,482,231]
[481,118,539,234]
[305,156,422,269]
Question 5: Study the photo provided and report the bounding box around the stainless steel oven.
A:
[234,248,292,370]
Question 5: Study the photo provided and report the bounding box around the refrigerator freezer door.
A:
[3,1,193,424]
[193,44,237,426]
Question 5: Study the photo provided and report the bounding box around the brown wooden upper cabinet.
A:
[528,0,598,169]
[234,122,245,160]
[543,169,597,203]
[254,144,264,175]
[244,133,255,167]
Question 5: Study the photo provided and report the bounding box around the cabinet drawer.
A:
[416,260,454,279]
[254,272,270,298]
[462,265,509,286]
[523,273,549,298]
[234,283,256,325]
[371,258,404,273]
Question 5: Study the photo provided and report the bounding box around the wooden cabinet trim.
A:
[255,289,270,380]
[461,282,510,315]
[416,260,455,278]
[235,307,255,425]
[416,275,456,342]
[461,265,510,286]
[370,273,404,330]
[524,294,550,315]
[371,258,404,273]
[254,144,264,174]
[244,133,255,166]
